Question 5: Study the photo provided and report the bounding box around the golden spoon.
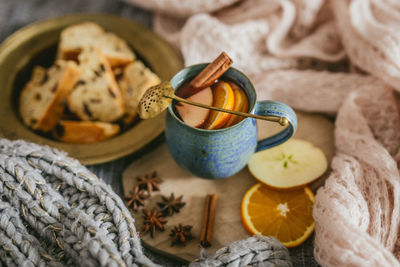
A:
[138,81,289,126]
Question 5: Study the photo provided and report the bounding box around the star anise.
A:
[157,193,185,216]
[124,185,149,212]
[137,171,163,194]
[169,224,193,246]
[142,208,167,238]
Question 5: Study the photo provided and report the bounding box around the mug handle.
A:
[254,100,297,152]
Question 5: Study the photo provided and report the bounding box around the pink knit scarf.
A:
[124,0,400,265]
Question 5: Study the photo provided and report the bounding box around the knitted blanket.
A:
[123,0,400,266]
[0,139,153,267]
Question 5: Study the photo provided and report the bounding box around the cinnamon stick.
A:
[177,52,233,98]
[200,193,218,247]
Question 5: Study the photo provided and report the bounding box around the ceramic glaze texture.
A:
[166,64,297,179]
[166,112,257,178]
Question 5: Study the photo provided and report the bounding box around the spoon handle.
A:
[163,94,289,126]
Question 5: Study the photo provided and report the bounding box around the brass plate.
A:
[0,13,183,165]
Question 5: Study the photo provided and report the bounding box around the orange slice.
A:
[224,82,249,127]
[203,81,235,129]
[241,183,315,247]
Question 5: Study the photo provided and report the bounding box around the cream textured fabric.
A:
[124,0,239,17]
[124,0,400,266]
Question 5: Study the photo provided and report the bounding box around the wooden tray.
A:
[122,111,334,262]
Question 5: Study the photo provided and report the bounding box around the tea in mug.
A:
[175,80,249,129]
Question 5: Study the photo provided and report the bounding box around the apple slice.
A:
[203,81,235,130]
[176,87,213,128]
[248,139,328,190]
[224,82,249,127]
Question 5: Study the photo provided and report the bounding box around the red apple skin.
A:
[176,87,213,128]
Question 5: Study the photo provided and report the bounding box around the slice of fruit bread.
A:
[68,47,125,122]
[53,120,120,144]
[57,22,135,67]
[19,61,80,132]
[118,60,161,125]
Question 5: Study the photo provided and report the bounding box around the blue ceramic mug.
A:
[165,64,297,179]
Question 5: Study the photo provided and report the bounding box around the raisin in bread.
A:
[118,61,161,124]
[53,120,120,143]
[58,22,135,67]
[68,47,125,122]
[19,61,80,132]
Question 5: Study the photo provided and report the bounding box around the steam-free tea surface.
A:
[122,111,334,261]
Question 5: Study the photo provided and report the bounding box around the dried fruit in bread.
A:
[68,47,125,122]
[19,61,80,132]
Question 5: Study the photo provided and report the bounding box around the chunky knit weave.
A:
[189,236,292,267]
[0,139,154,267]
[123,0,400,266]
